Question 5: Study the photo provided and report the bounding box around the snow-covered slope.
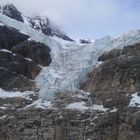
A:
[0,3,73,41]
[94,31,140,56]
[1,12,140,100]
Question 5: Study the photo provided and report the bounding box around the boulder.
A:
[0,26,29,50]
[98,49,122,61]
[12,40,52,66]
[0,51,41,91]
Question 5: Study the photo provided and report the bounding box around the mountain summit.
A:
[0,3,74,41]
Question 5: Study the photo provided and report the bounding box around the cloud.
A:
[0,0,119,24]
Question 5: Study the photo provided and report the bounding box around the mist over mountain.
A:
[0,3,74,41]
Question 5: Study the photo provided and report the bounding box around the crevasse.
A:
[1,13,140,100]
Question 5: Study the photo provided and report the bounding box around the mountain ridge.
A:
[0,3,74,41]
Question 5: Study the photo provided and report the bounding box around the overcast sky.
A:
[1,0,140,39]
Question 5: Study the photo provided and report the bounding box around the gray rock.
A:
[0,26,29,50]
[12,40,52,66]
[0,51,41,91]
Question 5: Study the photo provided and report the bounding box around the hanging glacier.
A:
[1,13,140,100]
[36,30,140,100]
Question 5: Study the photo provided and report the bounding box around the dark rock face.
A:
[98,43,140,62]
[79,39,92,44]
[0,68,36,91]
[0,26,40,91]
[0,51,41,91]
[0,26,29,50]
[0,51,41,79]
[12,40,52,66]
[81,43,140,140]
[83,43,140,100]
[122,43,140,56]
[1,4,24,22]
[0,25,52,91]
[96,54,140,93]
[98,49,122,61]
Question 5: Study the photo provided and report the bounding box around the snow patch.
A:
[22,15,30,25]
[0,115,7,120]
[0,106,7,110]
[66,101,89,111]
[24,58,33,62]
[20,99,53,110]
[95,61,103,68]
[92,104,108,112]
[0,88,34,100]
[129,92,140,107]
[35,100,52,109]
[66,102,109,112]
[0,49,12,53]
[0,67,7,71]
[110,108,118,112]
[74,94,86,99]
[27,38,35,41]
[0,22,4,26]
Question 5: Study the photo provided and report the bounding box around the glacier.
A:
[36,30,140,100]
[1,13,140,100]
